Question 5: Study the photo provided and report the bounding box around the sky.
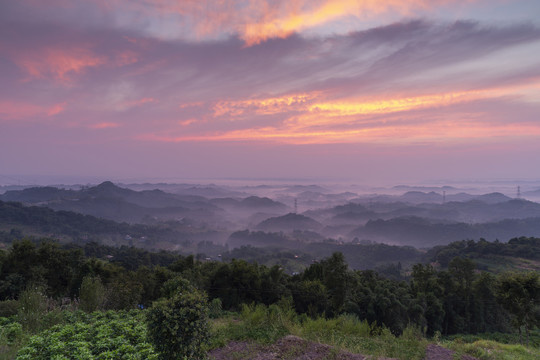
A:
[1,0,540,185]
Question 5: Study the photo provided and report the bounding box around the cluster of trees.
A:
[426,237,540,267]
[1,238,539,342]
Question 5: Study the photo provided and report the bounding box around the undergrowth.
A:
[445,339,540,360]
[208,301,428,360]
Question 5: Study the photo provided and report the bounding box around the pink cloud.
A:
[47,102,67,116]
[0,101,66,120]
[15,47,107,83]
[90,122,121,129]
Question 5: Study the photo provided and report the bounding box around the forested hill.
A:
[0,200,197,247]
[349,216,540,247]
[0,200,133,237]
[425,237,540,271]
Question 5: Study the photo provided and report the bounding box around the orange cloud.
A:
[139,117,540,145]
[241,0,421,46]
[138,78,540,145]
[293,89,497,128]
[213,93,316,117]
[209,88,497,125]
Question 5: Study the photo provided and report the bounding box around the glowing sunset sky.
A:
[1,0,540,184]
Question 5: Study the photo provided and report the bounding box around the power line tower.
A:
[294,198,298,214]
[517,186,521,199]
[443,190,446,204]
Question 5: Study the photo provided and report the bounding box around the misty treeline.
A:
[1,239,540,341]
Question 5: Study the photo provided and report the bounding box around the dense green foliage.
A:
[146,281,209,359]
[226,230,422,270]
[0,237,539,356]
[15,311,157,359]
[496,271,540,345]
[427,237,540,269]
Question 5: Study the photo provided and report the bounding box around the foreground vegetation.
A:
[2,302,539,360]
[1,238,540,359]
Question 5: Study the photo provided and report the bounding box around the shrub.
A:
[0,321,23,345]
[146,285,210,360]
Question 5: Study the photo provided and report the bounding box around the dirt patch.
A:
[424,344,479,360]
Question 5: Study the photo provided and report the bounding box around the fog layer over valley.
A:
[2,180,540,272]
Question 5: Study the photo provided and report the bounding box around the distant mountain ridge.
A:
[256,213,323,232]
[0,182,289,227]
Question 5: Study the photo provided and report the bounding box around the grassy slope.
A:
[208,304,540,360]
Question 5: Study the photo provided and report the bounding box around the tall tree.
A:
[496,271,540,345]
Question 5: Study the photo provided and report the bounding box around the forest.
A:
[1,238,540,359]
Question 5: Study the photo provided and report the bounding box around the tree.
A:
[79,275,105,312]
[304,252,349,316]
[146,283,210,359]
[17,286,48,333]
[448,257,476,333]
[410,264,444,336]
[496,271,540,345]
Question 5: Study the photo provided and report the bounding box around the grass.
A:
[207,303,428,360]
[445,339,540,360]
[296,318,427,360]
[445,330,540,348]
[208,303,540,360]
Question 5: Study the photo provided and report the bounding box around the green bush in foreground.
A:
[15,310,157,360]
[0,318,24,349]
[146,284,210,360]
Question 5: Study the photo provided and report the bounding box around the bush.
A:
[146,285,210,360]
[0,321,23,345]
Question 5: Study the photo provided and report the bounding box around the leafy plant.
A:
[146,284,210,359]
[15,310,156,360]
